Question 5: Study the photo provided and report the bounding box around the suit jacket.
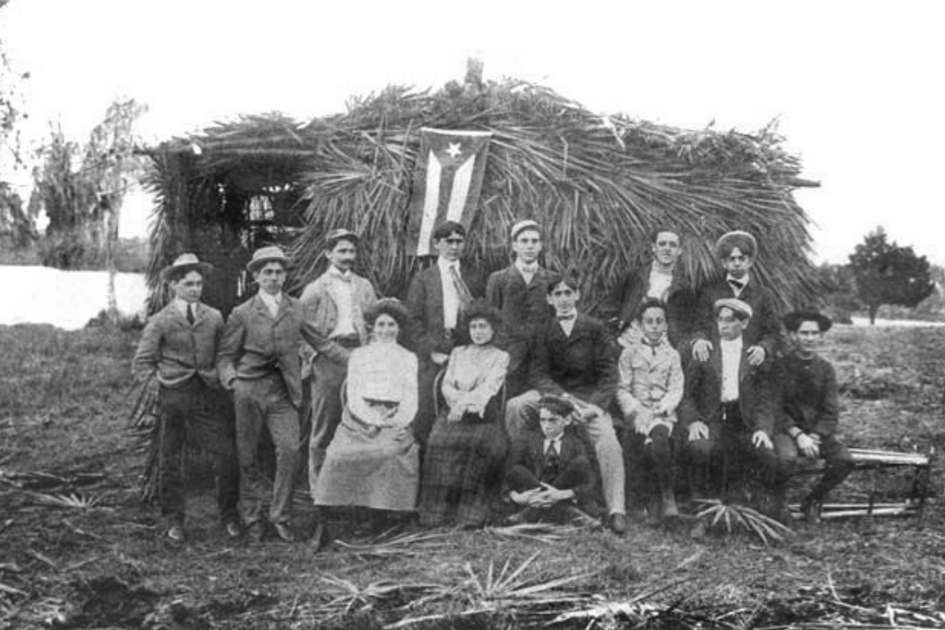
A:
[298,270,377,365]
[607,264,696,347]
[405,260,485,360]
[506,428,594,504]
[773,352,839,438]
[217,293,330,407]
[133,301,225,388]
[678,340,777,434]
[691,278,783,357]
[527,313,619,410]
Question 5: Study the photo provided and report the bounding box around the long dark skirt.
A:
[418,396,508,528]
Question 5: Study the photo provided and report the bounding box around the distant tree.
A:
[848,226,935,324]
[814,262,860,323]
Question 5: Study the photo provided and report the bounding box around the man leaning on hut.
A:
[299,228,377,498]
[218,246,331,543]
[132,254,240,543]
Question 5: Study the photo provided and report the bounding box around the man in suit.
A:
[299,228,377,496]
[505,395,597,526]
[691,231,782,366]
[774,310,854,522]
[607,228,696,349]
[680,298,789,521]
[133,254,240,543]
[504,271,629,534]
[405,220,485,443]
[485,220,556,396]
[218,246,331,542]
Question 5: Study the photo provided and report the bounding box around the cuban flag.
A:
[406,128,493,256]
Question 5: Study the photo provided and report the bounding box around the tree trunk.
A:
[868,303,879,325]
[103,197,120,323]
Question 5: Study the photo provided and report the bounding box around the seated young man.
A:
[616,298,684,519]
[504,271,628,533]
[774,310,854,522]
[505,395,597,526]
[679,298,790,522]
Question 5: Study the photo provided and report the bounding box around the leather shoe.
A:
[504,508,537,526]
[273,522,296,543]
[246,521,265,543]
[608,513,629,535]
[224,520,242,539]
[563,505,602,530]
[165,525,185,543]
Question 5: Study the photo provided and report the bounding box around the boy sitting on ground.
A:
[505,395,598,526]
[616,298,684,520]
[774,310,854,522]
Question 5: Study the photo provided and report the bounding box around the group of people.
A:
[133,219,854,544]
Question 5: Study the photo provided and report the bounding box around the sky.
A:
[1,0,943,264]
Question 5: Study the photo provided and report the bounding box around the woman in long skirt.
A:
[419,301,510,528]
[313,299,420,514]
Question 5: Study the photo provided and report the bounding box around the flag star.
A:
[445,142,462,159]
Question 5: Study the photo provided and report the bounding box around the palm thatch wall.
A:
[143,76,819,316]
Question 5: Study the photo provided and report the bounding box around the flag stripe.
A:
[446,154,475,223]
[415,150,442,257]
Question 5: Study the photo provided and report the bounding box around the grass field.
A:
[1,323,944,629]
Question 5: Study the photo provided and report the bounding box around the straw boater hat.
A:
[510,219,540,240]
[246,246,289,273]
[161,253,213,282]
[783,310,833,333]
[716,230,758,257]
[713,297,753,320]
[325,228,359,248]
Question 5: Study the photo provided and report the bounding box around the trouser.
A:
[775,434,854,501]
[158,378,239,525]
[414,360,440,446]
[505,389,626,515]
[686,411,789,500]
[307,345,356,498]
[624,424,674,508]
[233,375,300,525]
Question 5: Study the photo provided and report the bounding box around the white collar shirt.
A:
[720,336,743,403]
[726,273,750,298]
[259,291,282,318]
[173,298,197,319]
[437,257,462,330]
[327,265,357,337]
[647,264,675,301]
[543,436,563,456]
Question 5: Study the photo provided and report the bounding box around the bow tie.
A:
[557,313,576,321]
[728,279,745,291]
[518,263,538,274]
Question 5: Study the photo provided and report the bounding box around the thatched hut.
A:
[143,74,819,316]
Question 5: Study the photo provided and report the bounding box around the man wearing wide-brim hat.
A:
[298,228,377,499]
[485,219,557,396]
[133,253,240,543]
[218,245,332,542]
[679,297,790,522]
[690,230,783,367]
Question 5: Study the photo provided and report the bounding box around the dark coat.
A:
[133,301,225,389]
[678,340,777,434]
[505,428,594,504]
[773,352,840,438]
[405,261,485,360]
[485,264,555,372]
[607,264,696,347]
[527,313,619,410]
[217,293,328,408]
[691,278,783,358]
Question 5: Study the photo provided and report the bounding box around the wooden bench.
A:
[790,447,932,520]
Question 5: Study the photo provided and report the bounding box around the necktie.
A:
[541,443,560,483]
[186,303,195,325]
[557,313,576,321]
[728,279,744,292]
[448,265,474,315]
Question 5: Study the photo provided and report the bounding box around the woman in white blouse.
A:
[418,301,510,528]
[313,298,420,515]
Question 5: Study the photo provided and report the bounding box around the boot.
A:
[659,487,679,519]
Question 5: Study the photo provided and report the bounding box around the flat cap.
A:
[510,219,540,240]
[714,297,753,320]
